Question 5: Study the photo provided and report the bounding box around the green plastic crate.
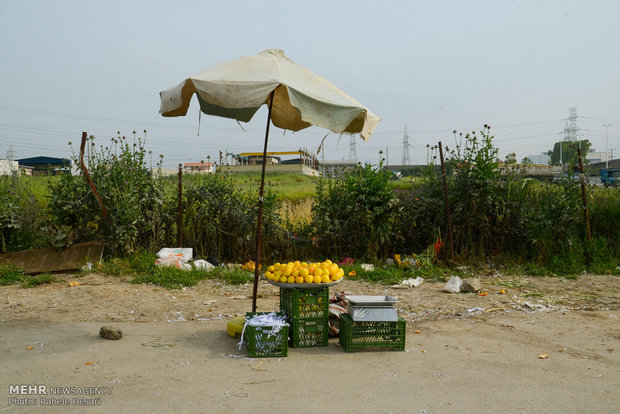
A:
[289,317,329,348]
[279,287,329,319]
[244,312,289,357]
[339,314,406,352]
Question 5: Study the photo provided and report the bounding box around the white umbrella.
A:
[159,49,380,311]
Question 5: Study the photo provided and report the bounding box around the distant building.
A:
[525,153,551,165]
[586,148,611,164]
[16,156,71,175]
[183,162,216,174]
[321,160,359,176]
[219,150,319,176]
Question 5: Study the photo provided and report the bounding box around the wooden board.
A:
[0,241,104,274]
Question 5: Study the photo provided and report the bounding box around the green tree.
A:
[550,140,591,166]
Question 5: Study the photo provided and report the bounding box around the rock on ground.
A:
[99,326,123,340]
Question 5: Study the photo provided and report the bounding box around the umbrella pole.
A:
[252,90,275,312]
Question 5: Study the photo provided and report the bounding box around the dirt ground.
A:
[1,272,619,413]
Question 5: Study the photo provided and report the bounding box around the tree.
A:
[504,152,517,164]
[521,157,532,165]
[550,140,590,166]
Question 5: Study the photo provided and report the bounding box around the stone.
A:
[99,326,123,340]
[462,278,482,293]
[385,258,395,266]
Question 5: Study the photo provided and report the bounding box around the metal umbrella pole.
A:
[252,90,275,312]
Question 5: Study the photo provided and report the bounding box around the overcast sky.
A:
[1,0,619,168]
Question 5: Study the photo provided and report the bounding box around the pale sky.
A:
[1,0,619,168]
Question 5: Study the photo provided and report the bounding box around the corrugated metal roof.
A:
[16,156,71,166]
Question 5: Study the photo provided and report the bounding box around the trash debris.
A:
[81,262,93,271]
[538,354,548,359]
[241,261,260,272]
[462,278,482,293]
[193,259,214,270]
[392,277,424,289]
[348,270,357,277]
[85,361,95,365]
[443,276,463,293]
[338,257,354,266]
[328,291,351,336]
[467,307,486,313]
[156,247,193,262]
[360,263,375,271]
[99,326,123,340]
[523,302,548,312]
[68,281,80,287]
[155,248,194,269]
[237,312,288,351]
[499,289,506,294]
[478,292,488,296]
[25,347,33,350]
[414,330,421,334]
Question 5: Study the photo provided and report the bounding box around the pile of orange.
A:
[264,260,344,284]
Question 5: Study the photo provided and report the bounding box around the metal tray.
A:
[347,304,399,322]
[344,295,398,306]
[265,277,343,290]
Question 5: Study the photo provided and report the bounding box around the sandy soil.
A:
[0,272,619,413]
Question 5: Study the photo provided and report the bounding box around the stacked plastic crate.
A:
[280,287,329,347]
[339,296,406,352]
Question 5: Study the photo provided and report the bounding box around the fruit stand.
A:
[241,260,406,357]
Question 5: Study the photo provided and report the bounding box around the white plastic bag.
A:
[194,259,214,271]
[443,276,463,293]
[156,248,193,263]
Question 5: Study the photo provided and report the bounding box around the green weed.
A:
[21,273,60,288]
[0,264,25,285]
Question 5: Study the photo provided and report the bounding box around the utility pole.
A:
[563,107,579,142]
[401,126,411,165]
[348,136,358,161]
[603,124,611,169]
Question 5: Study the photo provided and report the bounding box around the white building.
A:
[586,148,611,164]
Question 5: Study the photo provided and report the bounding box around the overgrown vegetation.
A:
[1,128,618,285]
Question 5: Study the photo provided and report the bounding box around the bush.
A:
[180,173,282,262]
[48,132,168,256]
[0,176,54,252]
[311,163,400,260]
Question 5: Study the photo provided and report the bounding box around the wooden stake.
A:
[438,141,454,262]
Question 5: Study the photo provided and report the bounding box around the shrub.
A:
[311,163,400,260]
[180,173,282,262]
[48,132,168,256]
[0,175,54,252]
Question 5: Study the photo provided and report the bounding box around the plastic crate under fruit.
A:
[339,314,406,352]
[280,287,329,319]
[244,312,289,358]
[289,317,329,348]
